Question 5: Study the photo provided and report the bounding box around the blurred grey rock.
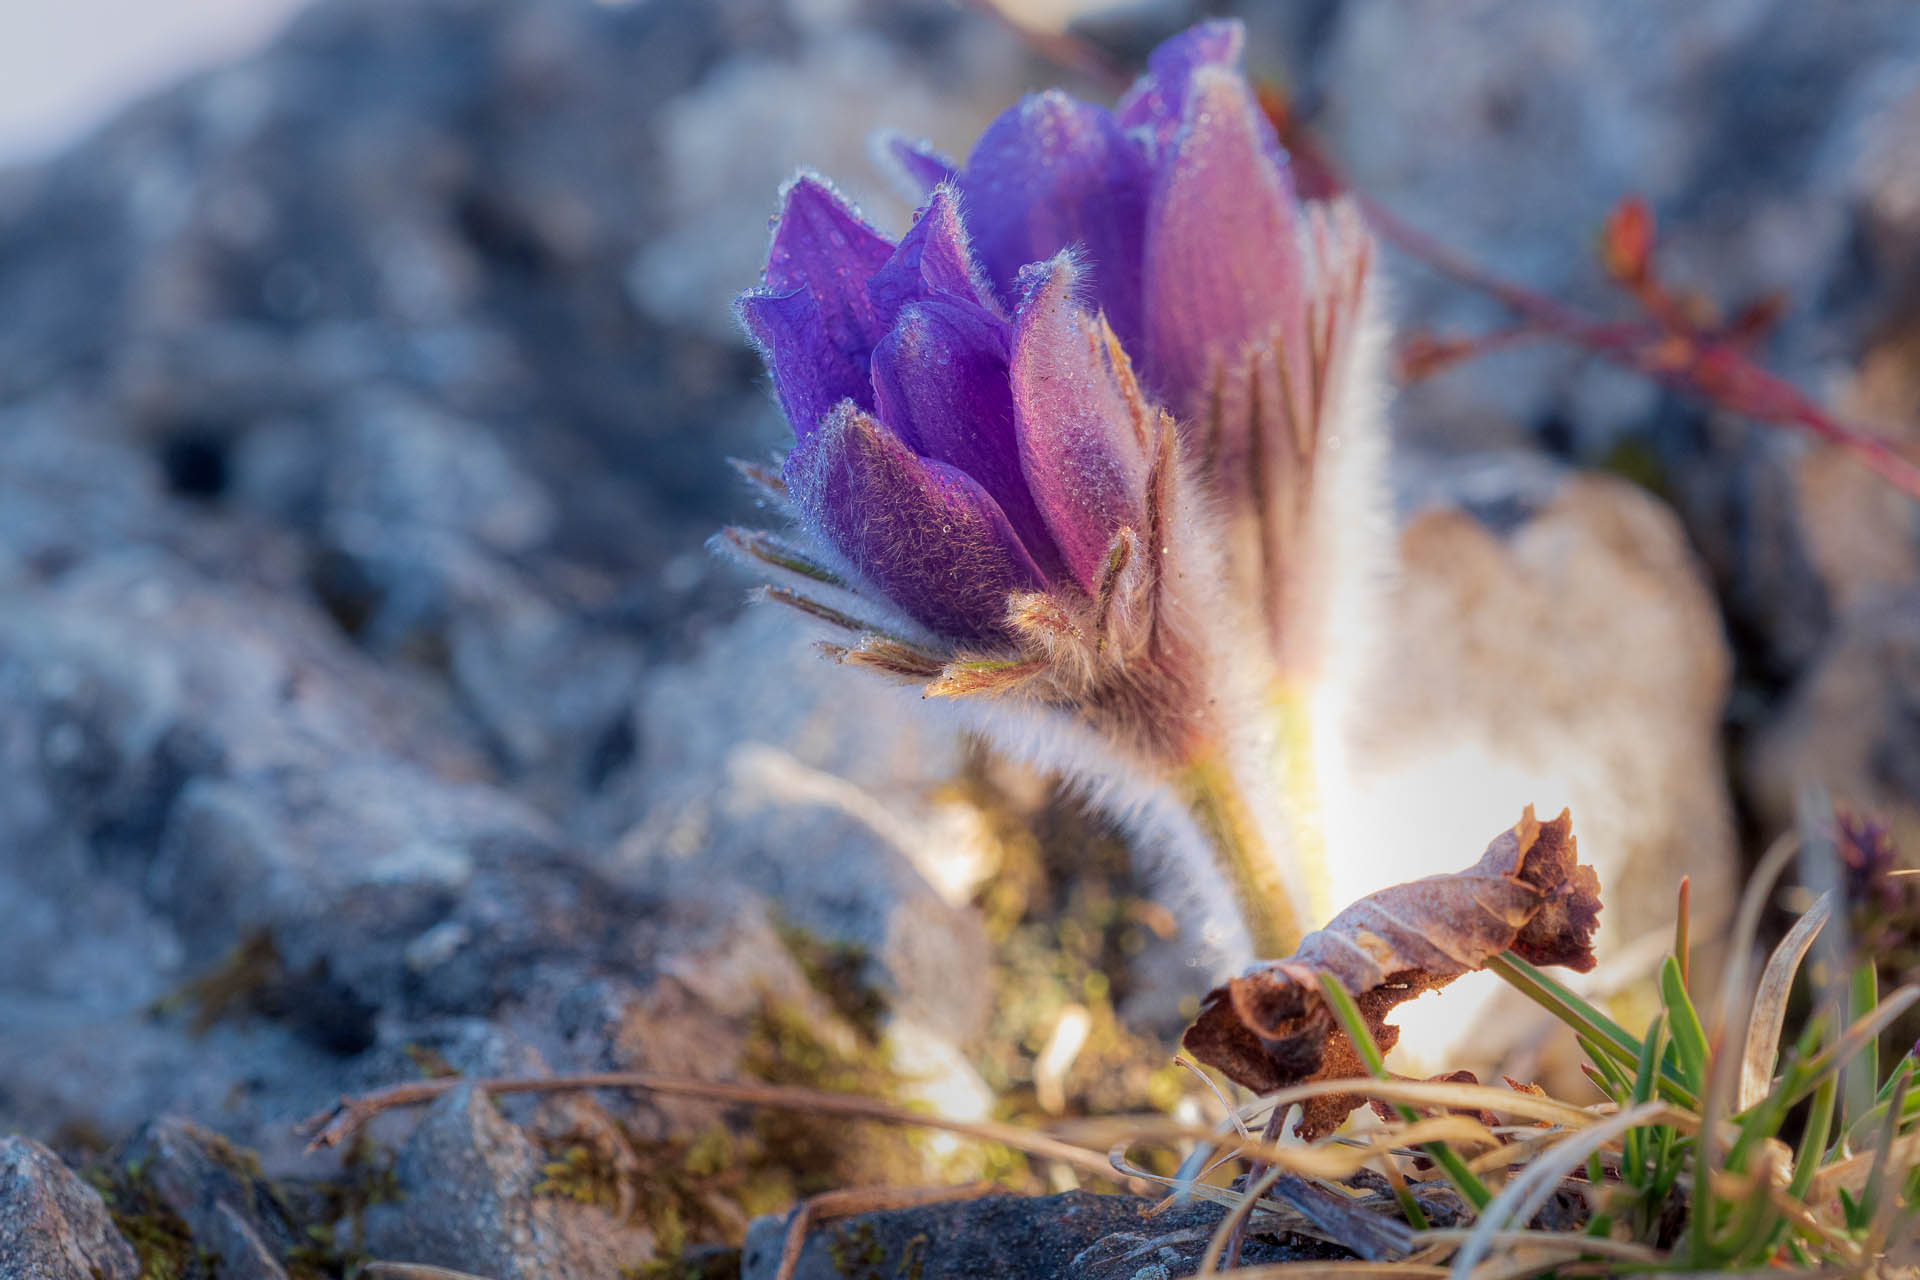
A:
[363,1083,647,1280]
[633,13,1044,339]
[121,1117,297,1280]
[593,607,995,1044]
[1748,586,1920,850]
[1652,413,1920,682]
[1335,453,1738,1069]
[1856,76,1920,321]
[0,0,789,808]
[0,538,890,1171]
[1063,1201,1353,1279]
[743,1190,1342,1280]
[0,1137,139,1280]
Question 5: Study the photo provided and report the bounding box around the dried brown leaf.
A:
[1181,808,1601,1137]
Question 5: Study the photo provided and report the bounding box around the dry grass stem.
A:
[1450,1101,1669,1277]
[1741,890,1834,1108]
[301,1070,1136,1187]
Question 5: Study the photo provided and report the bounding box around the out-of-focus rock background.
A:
[0,0,1915,1275]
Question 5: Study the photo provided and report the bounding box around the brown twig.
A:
[299,1070,1139,1188]
[1274,122,1920,501]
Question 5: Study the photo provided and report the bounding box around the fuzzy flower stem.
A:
[1177,755,1306,959]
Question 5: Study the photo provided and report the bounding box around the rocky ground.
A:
[0,0,1916,1276]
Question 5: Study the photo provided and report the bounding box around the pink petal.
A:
[1141,66,1308,425]
[1009,255,1152,593]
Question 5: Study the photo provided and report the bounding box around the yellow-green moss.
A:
[774,919,888,1042]
[74,1124,396,1280]
[741,999,923,1196]
[898,1231,930,1280]
[944,759,1184,1127]
[825,1220,885,1278]
[622,1246,743,1280]
[534,1143,623,1210]
[148,932,285,1033]
[680,1126,733,1180]
[1597,434,1673,500]
[84,1165,213,1280]
[607,752,1206,1272]
[532,1104,792,1277]
[281,1128,398,1276]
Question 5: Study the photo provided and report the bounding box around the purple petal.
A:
[1010,255,1151,593]
[763,173,894,298]
[784,403,1046,644]
[871,298,1065,580]
[959,92,1152,351]
[1116,20,1246,152]
[873,131,959,202]
[866,185,1000,332]
[739,289,862,441]
[1141,65,1307,421]
[739,175,895,434]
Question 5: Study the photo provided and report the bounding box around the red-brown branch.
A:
[1278,127,1920,501]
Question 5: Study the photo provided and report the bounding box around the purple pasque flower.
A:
[721,18,1390,959]
[884,20,1385,682]
[725,174,1227,764]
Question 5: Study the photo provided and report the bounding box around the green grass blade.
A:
[1716,1155,1785,1267]
[1584,1151,1614,1238]
[1624,1015,1665,1186]
[1770,984,1920,1118]
[1581,1036,1634,1099]
[1845,962,1880,1133]
[1847,1050,1920,1149]
[1791,1072,1837,1201]
[1492,952,1699,1108]
[1861,1064,1912,1236]
[1391,1181,1431,1232]
[1660,955,1710,1089]
[1489,953,1640,1058]
[1580,1062,1614,1098]
[1876,1050,1917,1104]
[1315,973,1493,1212]
[1649,1120,1682,1202]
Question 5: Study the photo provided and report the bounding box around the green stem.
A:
[1177,756,1306,959]
[1319,973,1495,1212]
